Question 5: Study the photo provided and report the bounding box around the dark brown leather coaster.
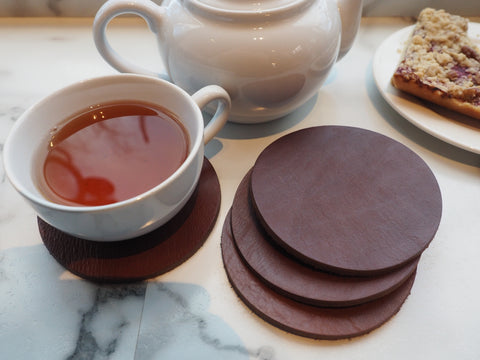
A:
[251,126,442,276]
[38,158,220,283]
[230,169,419,307]
[222,211,416,340]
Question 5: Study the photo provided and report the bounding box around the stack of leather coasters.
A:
[221,126,442,340]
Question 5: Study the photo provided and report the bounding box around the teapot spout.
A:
[337,0,363,60]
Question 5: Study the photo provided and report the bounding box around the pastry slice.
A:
[392,8,480,120]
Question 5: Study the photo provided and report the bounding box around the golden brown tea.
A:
[38,101,189,206]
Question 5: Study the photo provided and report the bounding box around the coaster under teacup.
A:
[39,158,220,283]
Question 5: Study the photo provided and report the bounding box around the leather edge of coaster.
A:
[38,187,200,262]
[230,169,420,307]
[221,208,416,340]
[251,189,418,277]
[39,157,221,283]
[252,198,424,278]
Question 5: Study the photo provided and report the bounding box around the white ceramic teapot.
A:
[94,0,363,123]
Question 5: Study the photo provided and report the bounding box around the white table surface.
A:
[1,16,479,360]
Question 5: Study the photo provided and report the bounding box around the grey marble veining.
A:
[135,282,273,360]
[0,242,264,359]
[0,245,141,359]
[67,285,147,360]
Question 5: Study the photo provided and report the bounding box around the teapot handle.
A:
[93,0,167,79]
[192,85,231,144]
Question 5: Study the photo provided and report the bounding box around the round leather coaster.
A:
[251,126,442,276]
[230,169,419,307]
[221,211,416,340]
[38,158,220,283]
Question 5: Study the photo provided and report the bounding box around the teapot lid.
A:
[184,0,313,19]
[192,0,298,11]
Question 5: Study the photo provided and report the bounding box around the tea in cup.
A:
[3,74,230,241]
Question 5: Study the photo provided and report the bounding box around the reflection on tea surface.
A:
[39,102,189,206]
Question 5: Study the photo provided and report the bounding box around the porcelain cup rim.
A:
[3,73,204,214]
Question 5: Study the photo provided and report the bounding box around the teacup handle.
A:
[192,85,231,144]
[93,0,166,78]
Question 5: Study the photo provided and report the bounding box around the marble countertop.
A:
[1,16,480,360]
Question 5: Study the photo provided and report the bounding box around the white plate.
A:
[372,23,480,154]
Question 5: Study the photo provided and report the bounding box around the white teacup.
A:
[3,74,230,241]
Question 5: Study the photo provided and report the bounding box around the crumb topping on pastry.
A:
[394,8,480,105]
